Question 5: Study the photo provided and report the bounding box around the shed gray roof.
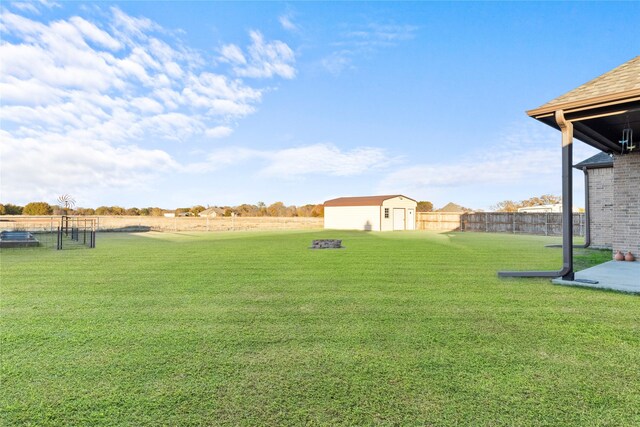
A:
[324,195,416,207]
[573,152,613,170]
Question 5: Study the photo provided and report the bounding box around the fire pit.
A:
[310,239,343,249]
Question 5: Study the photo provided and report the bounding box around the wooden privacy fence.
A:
[416,213,464,231]
[92,216,323,232]
[417,212,586,236]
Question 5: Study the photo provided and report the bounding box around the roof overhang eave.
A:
[572,163,613,170]
[527,89,640,154]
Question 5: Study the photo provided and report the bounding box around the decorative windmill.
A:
[57,194,76,213]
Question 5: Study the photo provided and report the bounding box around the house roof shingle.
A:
[199,207,225,216]
[437,202,467,213]
[528,56,640,117]
[573,152,614,170]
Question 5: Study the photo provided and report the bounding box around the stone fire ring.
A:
[310,239,344,249]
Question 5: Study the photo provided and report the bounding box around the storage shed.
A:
[324,195,417,231]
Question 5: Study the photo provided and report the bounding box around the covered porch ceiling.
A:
[528,96,640,154]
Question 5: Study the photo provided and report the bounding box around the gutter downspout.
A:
[581,167,591,248]
[499,110,574,279]
[545,166,591,249]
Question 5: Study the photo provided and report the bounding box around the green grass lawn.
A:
[1,231,638,426]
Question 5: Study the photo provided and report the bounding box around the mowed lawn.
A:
[1,231,638,426]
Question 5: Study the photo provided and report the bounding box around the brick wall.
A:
[613,152,640,258]
[586,167,614,248]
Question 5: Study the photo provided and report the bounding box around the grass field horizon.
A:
[2,231,638,426]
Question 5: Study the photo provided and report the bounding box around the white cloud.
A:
[260,144,388,177]
[205,126,234,139]
[220,44,246,65]
[0,130,178,203]
[205,147,261,169]
[10,0,60,14]
[378,120,600,205]
[10,2,40,14]
[110,6,158,41]
[321,50,355,76]
[130,96,164,114]
[220,30,296,79]
[0,76,64,105]
[322,21,417,75]
[196,143,391,177]
[1,9,47,37]
[382,124,556,191]
[279,13,298,32]
[39,0,61,9]
[383,153,555,190]
[69,16,122,51]
[0,7,297,204]
[345,23,418,46]
[180,72,262,115]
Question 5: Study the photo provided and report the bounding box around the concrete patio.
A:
[552,260,640,294]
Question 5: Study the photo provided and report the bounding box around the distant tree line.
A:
[1,200,438,217]
[0,201,325,217]
[0,203,25,215]
[490,195,562,212]
[3,197,570,216]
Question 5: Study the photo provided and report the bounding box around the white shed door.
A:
[406,208,415,230]
[393,208,405,230]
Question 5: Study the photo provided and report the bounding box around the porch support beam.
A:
[557,110,575,280]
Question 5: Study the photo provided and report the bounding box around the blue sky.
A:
[1,1,638,210]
